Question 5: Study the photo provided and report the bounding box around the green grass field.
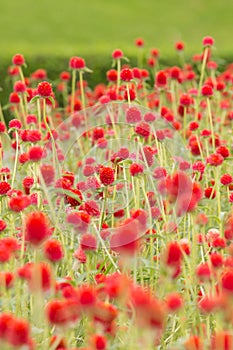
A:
[1,0,233,59]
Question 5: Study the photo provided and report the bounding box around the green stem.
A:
[71,69,76,115]
[116,59,121,95]
[79,70,87,128]
[11,131,19,188]
[207,98,215,152]
[198,48,209,97]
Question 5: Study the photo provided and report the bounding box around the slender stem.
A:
[71,69,76,115]
[79,70,87,128]
[37,99,42,133]
[207,97,215,152]
[11,131,19,188]
[198,48,209,97]
[116,59,121,95]
[126,82,131,106]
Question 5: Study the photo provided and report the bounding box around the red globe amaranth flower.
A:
[201,84,213,97]
[24,211,51,246]
[129,163,144,176]
[28,146,44,162]
[9,92,20,104]
[9,119,22,130]
[69,56,86,70]
[37,81,53,97]
[8,195,31,212]
[90,334,107,350]
[165,242,182,267]
[221,270,233,292]
[99,166,115,186]
[166,293,183,312]
[106,69,118,82]
[6,318,30,347]
[216,146,230,158]
[196,262,211,281]
[155,70,167,88]
[175,41,185,51]
[43,239,64,262]
[112,49,123,59]
[0,220,7,232]
[206,153,224,166]
[180,93,192,106]
[0,181,11,195]
[126,107,142,123]
[120,68,133,82]
[60,71,70,81]
[12,54,25,66]
[135,122,150,137]
[14,81,26,94]
[31,68,47,80]
[135,38,144,47]
[202,36,214,47]
[151,48,160,57]
[46,298,79,325]
[220,173,233,185]
[0,122,6,133]
[147,57,156,67]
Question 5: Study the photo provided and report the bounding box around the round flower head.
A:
[155,70,167,88]
[0,122,6,133]
[9,92,20,104]
[12,53,25,66]
[175,41,185,51]
[112,49,124,59]
[201,84,213,97]
[31,68,47,80]
[120,68,133,82]
[135,38,144,47]
[0,181,11,195]
[24,211,51,246]
[9,119,22,130]
[14,81,26,93]
[37,81,53,97]
[43,239,64,262]
[60,71,71,81]
[69,56,86,70]
[202,36,214,47]
[28,146,44,162]
[99,166,115,186]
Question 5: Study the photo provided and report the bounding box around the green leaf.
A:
[30,95,40,104]
[47,95,55,107]
[84,66,93,73]
[2,103,10,110]
[111,60,117,68]
[122,56,130,62]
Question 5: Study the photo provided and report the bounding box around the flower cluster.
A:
[0,36,233,349]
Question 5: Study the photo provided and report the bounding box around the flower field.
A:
[0,37,233,349]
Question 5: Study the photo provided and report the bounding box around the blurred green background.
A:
[1,0,233,58]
